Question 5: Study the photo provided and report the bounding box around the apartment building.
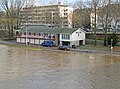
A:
[20,2,73,28]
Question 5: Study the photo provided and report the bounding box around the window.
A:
[29,32,31,35]
[33,33,36,36]
[64,13,68,15]
[19,32,22,36]
[118,25,120,28]
[62,34,70,39]
[39,33,41,36]
[44,33,48,36]
[24,32,26,35]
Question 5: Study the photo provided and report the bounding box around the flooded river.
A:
[0,44,120,89]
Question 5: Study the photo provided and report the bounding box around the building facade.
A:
[16,26,85,47]
[20,2,73,28]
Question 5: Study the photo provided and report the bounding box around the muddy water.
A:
[0,44,120,89]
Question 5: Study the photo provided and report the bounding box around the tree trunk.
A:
[104,29,107,46]
[104,14,108,46]
[16,10,19,30]
[6,11,11,39]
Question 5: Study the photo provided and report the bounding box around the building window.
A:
[39,33,41,36]
[44,33,48,36]
[62,34,70,39]
[29,32,31,35]
[19,32,22,36]
[118,25,120,28]
[64,13,68,15]
[33,33,36,36]
[24,32,26,35]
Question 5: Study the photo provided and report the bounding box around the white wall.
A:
[21,38,25,43]
[35,39,39,44]
[40,40,44,44]
[30,39,34,44]
[71,28,85,41]
[17,38,20,42]
[59,28,85,46]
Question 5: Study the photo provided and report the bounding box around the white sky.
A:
[35,0,78,6]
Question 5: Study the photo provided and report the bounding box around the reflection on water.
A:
[0,44,120,89]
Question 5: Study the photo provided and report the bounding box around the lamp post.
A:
[25,0,28,48]
[111,39,113,54]
[110,39,113,64]
[26,20,28,48]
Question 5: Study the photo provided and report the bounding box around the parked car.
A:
[72,45,76,49]
[41,40,54,47]
[57,45,70,51]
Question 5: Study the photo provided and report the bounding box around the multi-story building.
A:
[20,2,73,28]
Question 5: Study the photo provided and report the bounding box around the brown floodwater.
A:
[0,44,120,89]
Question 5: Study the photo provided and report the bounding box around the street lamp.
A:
[26,20,28,48]
[110,39,113,64]
[111,39,113,54]
[25,0,29,48]
[111,39,113,50]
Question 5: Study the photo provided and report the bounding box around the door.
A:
[79,40,83,46]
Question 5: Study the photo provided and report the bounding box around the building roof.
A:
[23,4,68,10]
[20,26,79,34]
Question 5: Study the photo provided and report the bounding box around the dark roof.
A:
[20,26,78,34]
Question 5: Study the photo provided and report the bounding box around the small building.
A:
[16,26,85,47]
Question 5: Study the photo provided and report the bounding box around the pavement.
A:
[0,39,16,45]
[70,48,120,55]
[0,39,120,55]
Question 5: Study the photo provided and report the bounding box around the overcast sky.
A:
[35,0,78,6]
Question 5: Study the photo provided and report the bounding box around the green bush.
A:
[0,30,9,38]
[107,33,119,46]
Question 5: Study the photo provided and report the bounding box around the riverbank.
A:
[0,39,120,55]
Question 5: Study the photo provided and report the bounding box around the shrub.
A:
[107,33,119,46]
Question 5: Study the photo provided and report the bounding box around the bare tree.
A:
[110,0,120,33]
[53,13,63,28]
[1,0,11,39]
[0,0,35,39]
[72,0,91,28]
[16,0,25,30]
[98,0,120,46]
[88,0,101,46]
[49,0,56,5]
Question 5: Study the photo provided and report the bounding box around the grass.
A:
[2,43,42,51]
[78,45,111,51]
[78,44,120,52]
[28,47,42,51]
